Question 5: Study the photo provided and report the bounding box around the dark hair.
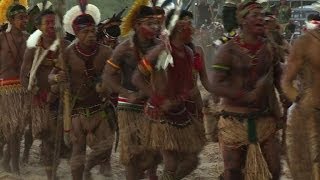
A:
[7,4,26,19]
[308,14,320,21]
[165,10,193,28]
[136,5,157,20]
[35,9,55,26]
[222,5,238,32]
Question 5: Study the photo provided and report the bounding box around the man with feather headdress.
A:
[101,0,166,179]
[49,4,115,179]
[131,6,207,179]
[209,0,283,179]
[0,0,28,174]
[282,1,320,179]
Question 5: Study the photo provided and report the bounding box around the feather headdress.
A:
[120,0,150,36]
[63,4,101,35]
[0,0,28,24]
[312,0,320,13]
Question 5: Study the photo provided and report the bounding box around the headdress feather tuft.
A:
[120,0,149,36]
[63,4,101,35]
[0,0,28,24]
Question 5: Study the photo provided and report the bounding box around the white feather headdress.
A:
[63,4,101,35]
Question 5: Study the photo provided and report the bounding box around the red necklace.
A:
[75,43,97,57]
[234,36,263,65]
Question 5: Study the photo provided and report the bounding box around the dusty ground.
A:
[0,139,292,180]
[0,85,293,180]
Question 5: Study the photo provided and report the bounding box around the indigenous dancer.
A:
[0,1,28,174]
[102,1,164,179]
[23,0,53,164]
[132,9,206,180]
[20,9,68,179]
[209,1,283,179]
[50,4,114,179]
[282,2,320,179]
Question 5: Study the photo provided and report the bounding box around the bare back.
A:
[0,31,28,79]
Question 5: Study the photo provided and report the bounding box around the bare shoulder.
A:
[98,44,112,57]
[112,39,132,58]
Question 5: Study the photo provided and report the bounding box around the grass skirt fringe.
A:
[0,85,30,139]
[30,103,55,138]
[286,103,320,179]
[143,116,206,153]
[218,116,277,180]
[117,110,150,165]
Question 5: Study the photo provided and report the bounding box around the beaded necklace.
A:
[75,43,98,57]
[234,35,263,66]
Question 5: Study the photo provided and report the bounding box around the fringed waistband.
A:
[145,103,192,128]
[72,104,103,117]
[0,78,25,95]
[117,96,145,112]
[217,108,271,122]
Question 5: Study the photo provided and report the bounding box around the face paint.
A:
[137,18,161,40]
[243,8,265,36]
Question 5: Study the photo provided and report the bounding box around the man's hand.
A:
[53,70,67,83]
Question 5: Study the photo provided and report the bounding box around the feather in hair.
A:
[159,0,173,8]
[120,0,149,36]
[0,0,28,24]
[63,4,101,35]
[79,0,88,13]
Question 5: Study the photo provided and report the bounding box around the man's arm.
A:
[20,48,35,88]
[101,47,129,97]
[208,45,243,99]
[195,45,213,93]
[281,36,306,102]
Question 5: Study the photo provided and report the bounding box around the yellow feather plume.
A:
[120,0,149,36]
[0,0,28,24]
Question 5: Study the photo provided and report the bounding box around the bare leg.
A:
[261,135,281,180]
[175,152,199,179]
[22,124,33,164]
[41,136,57,180]
[99,148,112,177]
[220,143,246,180]
[10,133,21,174]
[160,150,178,180]
[70,117,86,180]
[2,143,11,172]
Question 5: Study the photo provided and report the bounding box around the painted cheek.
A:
[140,26,155,38]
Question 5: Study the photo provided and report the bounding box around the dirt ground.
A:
[0,139,292,180]
[0,86,293,180]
